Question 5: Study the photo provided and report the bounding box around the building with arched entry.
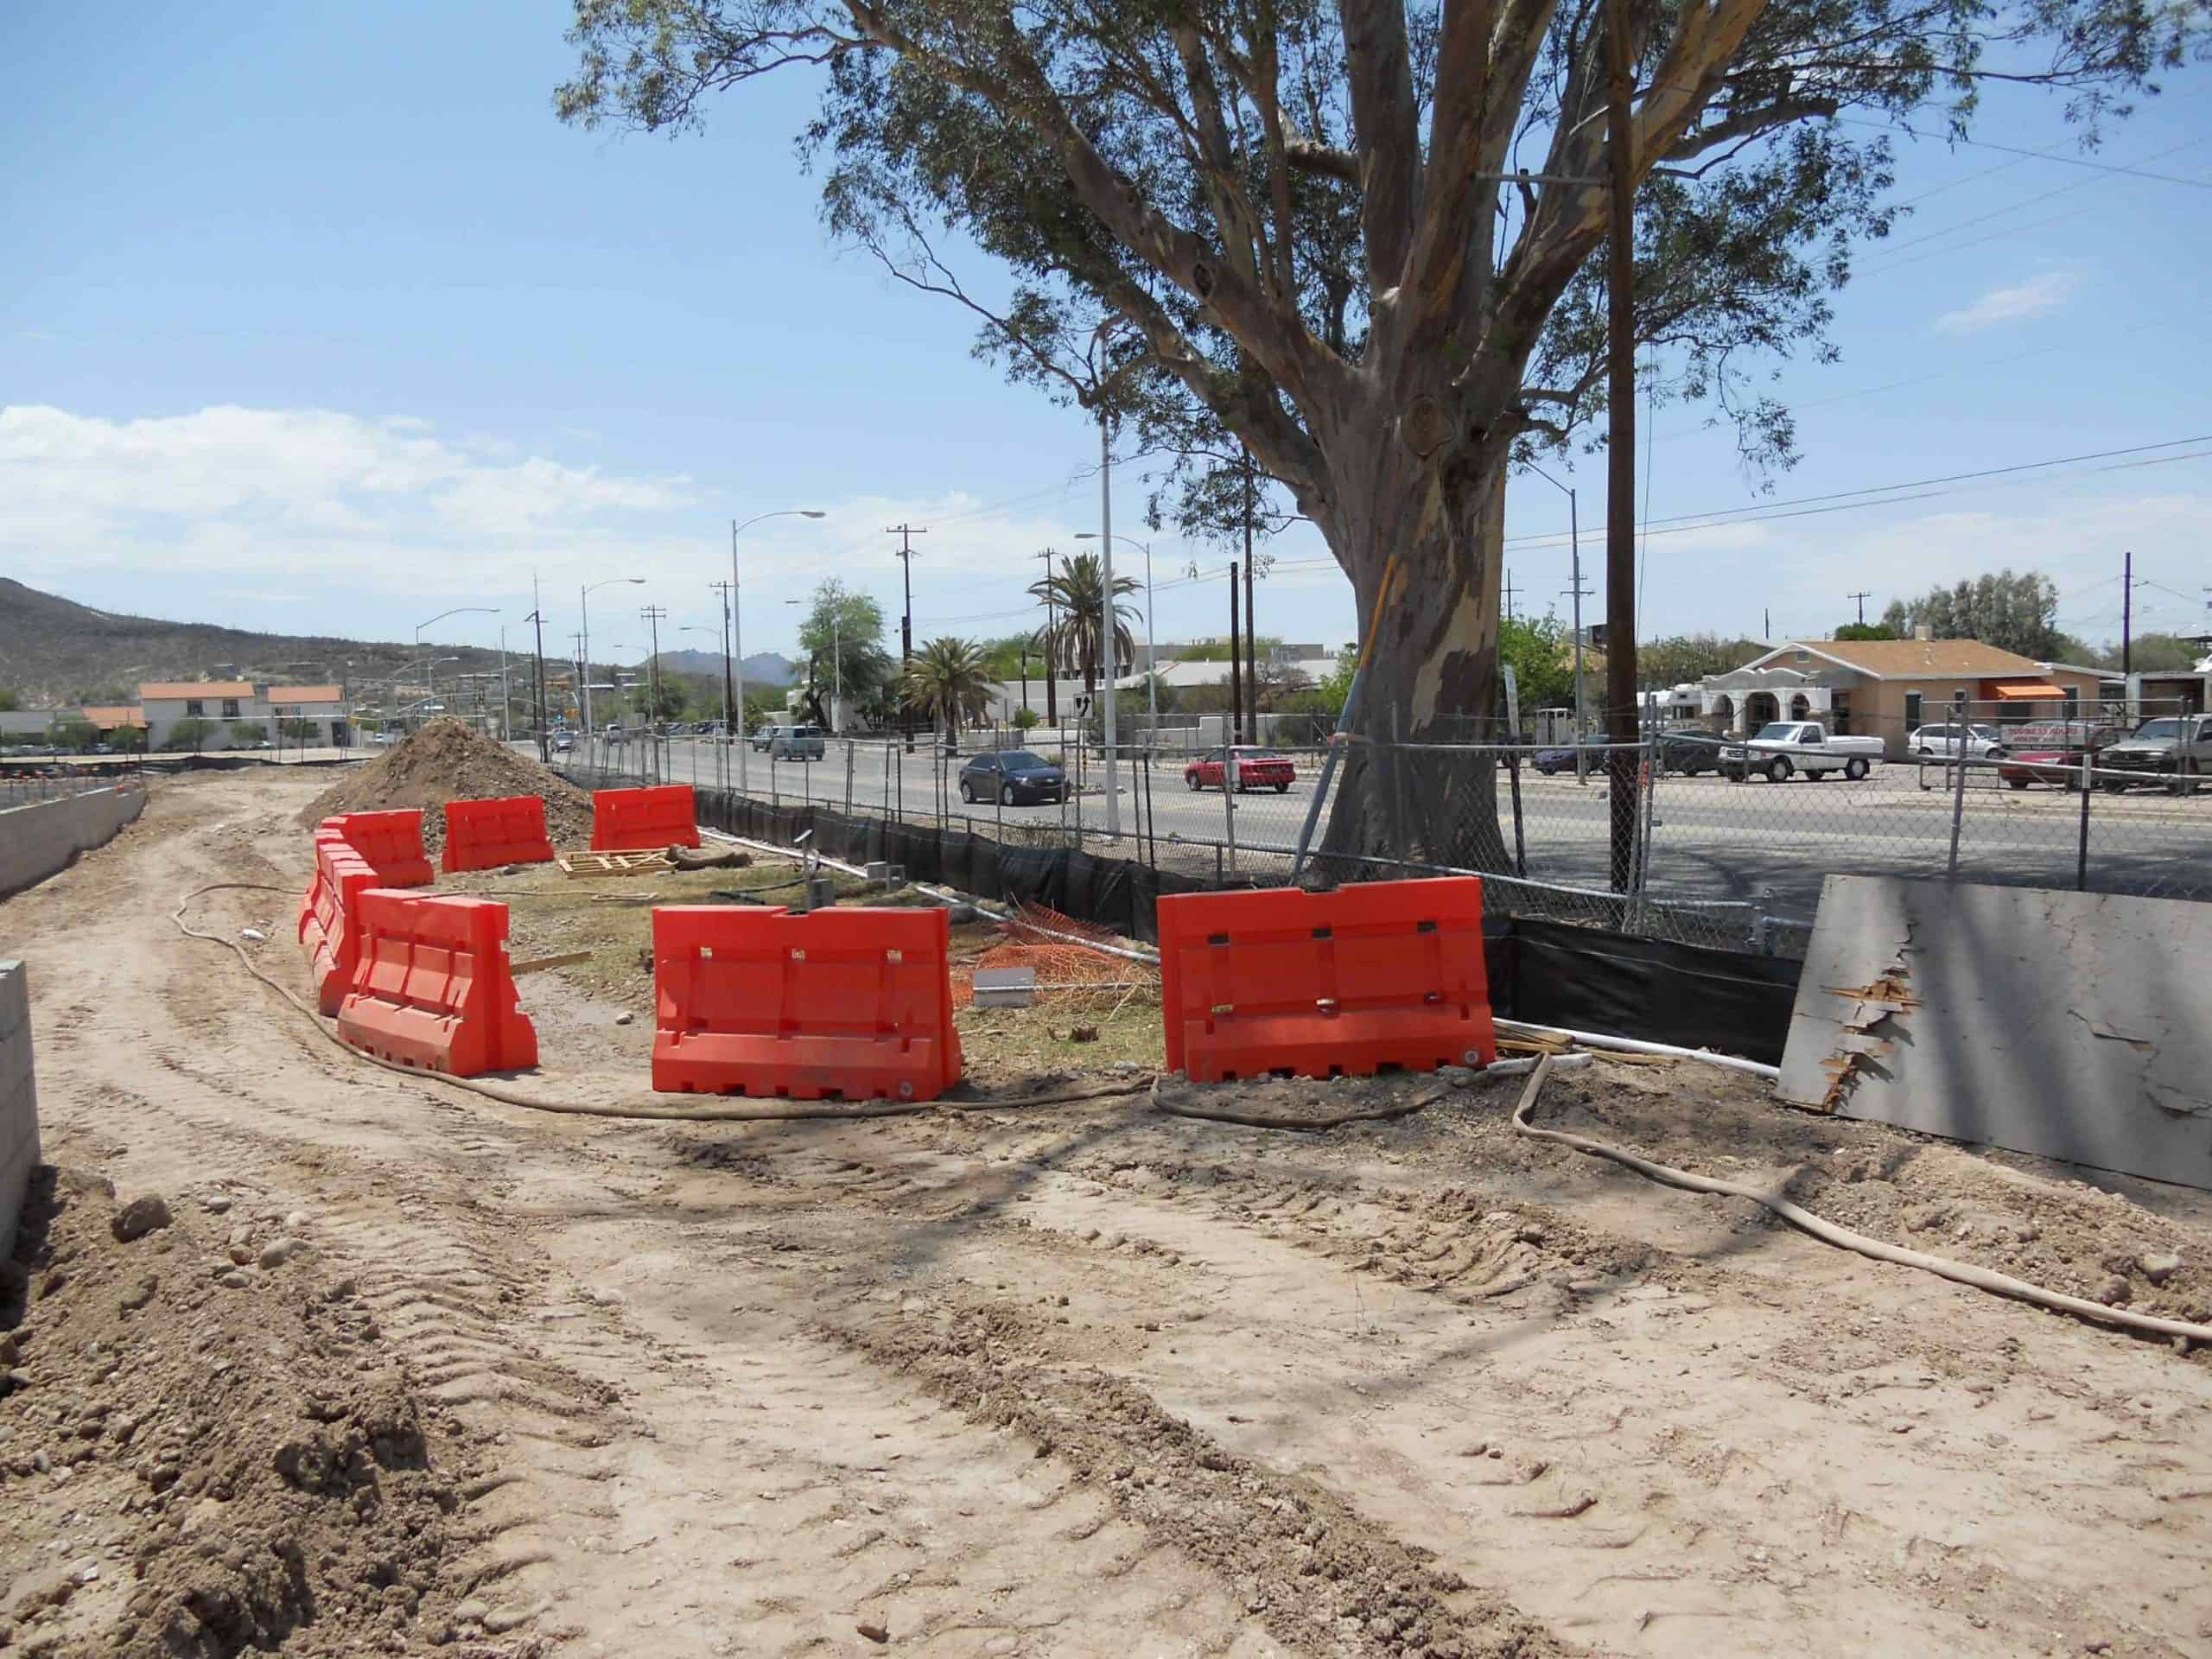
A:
[1698,638,2113,760]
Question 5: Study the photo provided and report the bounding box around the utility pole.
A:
[1033,548,1059,728]
[1603,0,1640,894]
[1228,561,1244,744]
[1764,606,1771,640]
[1848,590,1872,626]
[640,604,667,779]
[1504,569,1517,620]
[887,525,926,668]
[710,581,736,741]
[1563,544,1593,785]
[527,575,550,763]
[2122,549,2133,677]
[1242,454,1258,744]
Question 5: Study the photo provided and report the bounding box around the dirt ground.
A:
[4,767,2210,1658]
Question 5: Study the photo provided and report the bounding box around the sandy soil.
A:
[4,767,2210,1657]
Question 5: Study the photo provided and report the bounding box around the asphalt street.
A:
[559,737,2212,922]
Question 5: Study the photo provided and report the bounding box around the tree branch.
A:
[1340,0,1425,296]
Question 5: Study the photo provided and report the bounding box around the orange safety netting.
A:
[949,903,1160,1010]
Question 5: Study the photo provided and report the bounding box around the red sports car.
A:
[1185,747,1296,792]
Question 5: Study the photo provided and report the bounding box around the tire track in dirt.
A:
[645,1122,2212,1657]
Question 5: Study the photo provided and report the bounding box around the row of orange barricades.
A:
[296,804,539,1077]
[296,787,1489,1094]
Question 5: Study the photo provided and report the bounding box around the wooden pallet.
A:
[555,849,671,879]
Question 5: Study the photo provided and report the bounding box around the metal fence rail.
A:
[554,727,2210,958]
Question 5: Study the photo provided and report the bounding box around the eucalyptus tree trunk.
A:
[1314,418,1510,879]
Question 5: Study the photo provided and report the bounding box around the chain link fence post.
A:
[1946,689,1968,880]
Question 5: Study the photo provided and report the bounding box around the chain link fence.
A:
[556,716,2210,960]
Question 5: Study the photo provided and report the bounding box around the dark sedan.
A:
[958,749,1068,806]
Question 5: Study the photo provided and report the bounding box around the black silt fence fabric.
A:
[674,779,1793,1062]
[1505,918,1801,1065]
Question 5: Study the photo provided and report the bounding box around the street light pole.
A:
[580,578,645,764]
[413,606,499,730]
[1525,464,1590,783]
[731,510,826,793]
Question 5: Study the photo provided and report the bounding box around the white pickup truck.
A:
[1719,721,1884,783]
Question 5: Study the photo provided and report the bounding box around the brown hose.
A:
[1510,1053,2210,1348]
[1148,1072,1442,1131]
[175,883,1153,1124]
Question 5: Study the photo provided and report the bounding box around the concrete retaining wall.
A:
[0,962,35,1255]
[0,785,147,899]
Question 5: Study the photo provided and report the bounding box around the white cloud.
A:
[1934,270,2082,334]
[0,402,1223,643]
[0,404,697,596]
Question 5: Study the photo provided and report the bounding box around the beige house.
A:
[1699,639,2113,760]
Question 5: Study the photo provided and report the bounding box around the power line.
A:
[1505,435,2212,550]
[1847,118,2212,189]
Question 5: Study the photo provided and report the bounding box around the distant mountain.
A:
[645,648,796,687]
[0,577,517,710]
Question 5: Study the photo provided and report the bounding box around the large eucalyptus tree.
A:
[560,0,2193,866]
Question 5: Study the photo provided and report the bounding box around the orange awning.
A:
[1992,682,2065,699]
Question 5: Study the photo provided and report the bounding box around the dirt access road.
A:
[6,768,2211,1657]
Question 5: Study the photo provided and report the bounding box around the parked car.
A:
[1531,745,1587,776]
[1656,728,1723,775]
[2093,713,2212,793]
[958,749,1069,805]
[1996,719,2122,790]
[755,722,826,760]
[553,731,575,753]
[1910,721,2007,761]
[1719,721,1883,782]
[604,721,626,745]
[1184,747,1295,792]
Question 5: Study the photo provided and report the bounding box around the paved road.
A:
[559,737,2212,922]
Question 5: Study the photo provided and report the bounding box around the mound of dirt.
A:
[297,717,593,853]
[0,1168,480,1656]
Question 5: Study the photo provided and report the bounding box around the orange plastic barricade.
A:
[299,826,349,943]
[591,785,700,853]
[1155,877,1497,1083]
[441,794,556,874]
[652,905,962,1101]
[299,841,378,1015]
[336,893,538,1077]
[327,809,434,887]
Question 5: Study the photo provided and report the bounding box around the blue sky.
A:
[3,0,2208,673]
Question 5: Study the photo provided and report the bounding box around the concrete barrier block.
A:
[0,960,37,1255]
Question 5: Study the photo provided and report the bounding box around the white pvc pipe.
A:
[1495,1018,1781,1080]
[1485,1052,1594,1077]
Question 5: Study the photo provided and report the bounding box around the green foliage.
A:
[108,724,147,753]
[900,638,995,733]
[1174,637,1281,663]
[1880,571,2064,661]
[162,718,214,753]
[1313,654,1357,718]
[1011,706,1039,731]
[0,688,18,712]
[1498,615,1576,713]
[2109,633,2207,673]
[49,719,100,752]
[227,721,267,746]
[797,579,892,695]
[1027,552,1139,696]
[976,632,1041,682]
[1833,622,1897,641]
[1637,633,1769,689]
[629,677,689,720]
[277,718,320,741]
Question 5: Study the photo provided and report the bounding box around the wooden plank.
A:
[511,950,594,978]
[556,850,671,879]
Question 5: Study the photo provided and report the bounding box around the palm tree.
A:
[1027,551,1139,704]
[899,637,995,738]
